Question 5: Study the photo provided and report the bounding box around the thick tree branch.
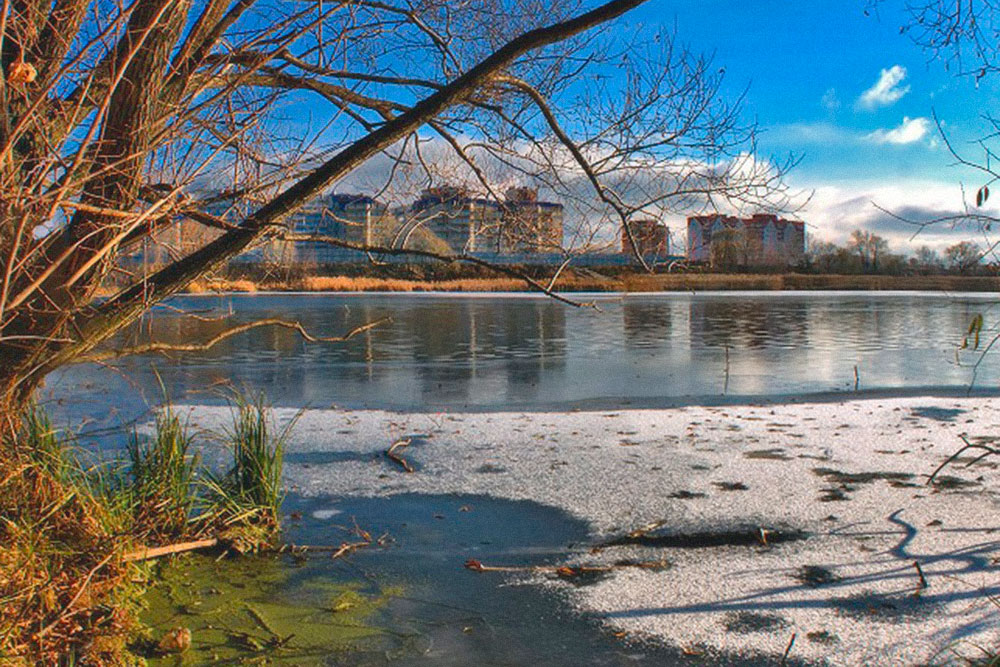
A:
[79,316,392,362]
[23,0,643,383]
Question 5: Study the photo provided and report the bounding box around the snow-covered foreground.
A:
[178,397,1000,665]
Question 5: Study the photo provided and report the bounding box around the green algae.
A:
[140,553,402,664]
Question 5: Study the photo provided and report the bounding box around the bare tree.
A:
[0,0,788,422]
[709,227,747,270]
[866,1,1000,249]
[847,229,889,272]
[914,245,943,272]
[945,239,983,273]
[895,0,1000,78]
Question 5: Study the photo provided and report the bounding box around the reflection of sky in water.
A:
[41,292,1000,434]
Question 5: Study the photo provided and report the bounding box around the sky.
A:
[626,0,1000,253]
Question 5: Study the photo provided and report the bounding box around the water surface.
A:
[44,291,1000,431]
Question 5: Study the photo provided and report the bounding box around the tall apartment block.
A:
[687,213,805,266]
[493,187,564,253]
[293,193,393,263]
[407,186,563,254]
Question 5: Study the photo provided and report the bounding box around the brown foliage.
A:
[0,445,137,664]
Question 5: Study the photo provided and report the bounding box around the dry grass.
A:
[294,272,613,293]
[0,397,293,663]
[301,275,529,292]
[186,278,258,293]
[0,411,140,664]
[620,273,1000,291]
[176,272,1000,295]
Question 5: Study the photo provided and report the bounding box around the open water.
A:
[44,291,1000,428]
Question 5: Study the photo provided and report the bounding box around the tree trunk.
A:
[0,0,646,413]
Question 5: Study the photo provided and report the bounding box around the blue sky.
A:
[627,1,1000,251]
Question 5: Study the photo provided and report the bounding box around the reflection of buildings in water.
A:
[502,302,566,391]
[685,298,810,395]
[793,296,979,388]
[689,299,809,350]
[622,302,672,349]
[118,296,570,408]
[120,299,402,406]
[410,300,567,404]
[805,297,925,356]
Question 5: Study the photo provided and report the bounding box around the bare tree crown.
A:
[0,0,786,406]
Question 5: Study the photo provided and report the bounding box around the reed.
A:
[186,277,258,293]
[0,394,297,660]
[199,391,295,550]
[123,405,199,540]
[177,271,1000,294]
[300,275,529,292]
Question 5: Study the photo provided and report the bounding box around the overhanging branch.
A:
[78,316,391,362]
[19,0,645,389]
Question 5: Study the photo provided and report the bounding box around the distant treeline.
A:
[801,232,988,277]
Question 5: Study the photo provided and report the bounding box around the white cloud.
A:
[821,88,840,111]
[796,179,999,254]
[865,116,931,145]
[857,65,910,109]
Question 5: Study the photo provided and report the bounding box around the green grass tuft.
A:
[199,391,296,550]
[124,404,199,540]
[17,402,70,480]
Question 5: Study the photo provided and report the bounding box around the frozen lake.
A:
[45,291,1000,425]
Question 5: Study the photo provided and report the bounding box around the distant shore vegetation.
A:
[161,264,1000,294]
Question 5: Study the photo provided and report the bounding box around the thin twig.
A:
[780,632,796,666]
[928,434,1000,484]
[913,561,929,590]
[36,552,115,639]
[330,541,371,559]
[463,558,669,574]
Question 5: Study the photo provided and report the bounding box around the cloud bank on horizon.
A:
[631,2,1000,255]
[263,4,998,258]
[796,180,999,253]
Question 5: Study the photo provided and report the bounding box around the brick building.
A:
[621,219,669,259]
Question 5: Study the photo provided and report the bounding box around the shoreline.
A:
[125,385,1000,415]
[174,395,1000,665]
[169,273,1000,295]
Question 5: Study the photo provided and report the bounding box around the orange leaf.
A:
[8,61,37,85]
